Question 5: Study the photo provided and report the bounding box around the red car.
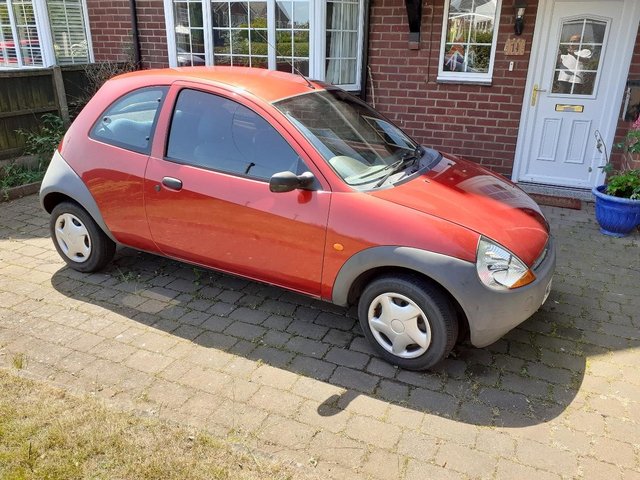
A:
[40,67,555,370]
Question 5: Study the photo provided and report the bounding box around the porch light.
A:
[514,0,527,36]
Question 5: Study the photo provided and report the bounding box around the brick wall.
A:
[612,23,640,170]
[86,0,168,69]
[366,0,538,176]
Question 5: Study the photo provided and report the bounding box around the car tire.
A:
[357,275,458,370]
[50,202,116,273]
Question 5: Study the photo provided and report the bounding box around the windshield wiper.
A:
[374,145,424,188]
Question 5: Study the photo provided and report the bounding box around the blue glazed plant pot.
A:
[592,185,640,237]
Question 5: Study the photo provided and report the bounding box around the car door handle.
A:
[161,177,182,191]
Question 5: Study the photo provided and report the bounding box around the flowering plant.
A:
[618,114,640,154]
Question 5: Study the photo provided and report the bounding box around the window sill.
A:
[436,76,493,86]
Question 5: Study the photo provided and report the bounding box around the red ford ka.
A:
[40,67,555,370]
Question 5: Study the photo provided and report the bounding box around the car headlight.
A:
[476,236,535,290]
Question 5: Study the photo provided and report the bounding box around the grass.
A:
[0,370,298,480]
[11,353,26,370]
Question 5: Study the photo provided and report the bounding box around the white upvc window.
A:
[164,0,365,90]
[438,0,502,84]
[0,0,92,69]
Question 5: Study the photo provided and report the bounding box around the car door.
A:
[84,85,169,250]
[144,84,331,296]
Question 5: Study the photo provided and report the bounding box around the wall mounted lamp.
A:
[514,0,527,36]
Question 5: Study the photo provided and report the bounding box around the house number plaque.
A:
[504,38,526,56]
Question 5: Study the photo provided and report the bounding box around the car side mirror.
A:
[269,171,315,193]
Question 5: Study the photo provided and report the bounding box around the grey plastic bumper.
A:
[39,151,117,242]
[332,238,556,348]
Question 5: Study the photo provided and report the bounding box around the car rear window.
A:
[90,86,168,154]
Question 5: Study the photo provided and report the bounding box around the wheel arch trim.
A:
[331,246,476,308]
[39,151,117,243]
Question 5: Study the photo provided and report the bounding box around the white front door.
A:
[514,0,640,189]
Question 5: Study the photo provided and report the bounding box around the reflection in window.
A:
[552,18,606,96]
[91,87,168,154]
[167,0,365,90]
[167,89,303,179]
[2,0,43,67]
[326,0,358,86]
[48,0,90,64]
[212,0,268,68]
[0,1,18,66]
[275,0,309,75]
[439,0,499,80]
[174,0,205,66]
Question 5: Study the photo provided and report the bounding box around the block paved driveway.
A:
[1,194,639,480]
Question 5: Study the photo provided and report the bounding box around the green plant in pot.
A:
[592,127,640,237]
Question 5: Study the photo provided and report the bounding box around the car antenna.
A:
[253,29,315,89]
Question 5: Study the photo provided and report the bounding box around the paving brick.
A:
[228,307,269,325]
[397,429,439,460]
[405,460,466,480]
[375,379,410,403]
[516,438,578,474]
[330,366,379,394]
[247,346,294,368]
[285,336,329,359]
[435,442,497,478]
[286,320,329,340]
[580,456,626,480]
[257,415,318,449]
[194,330,238,350]
[259,299,296,316]
[248,385,304,417]
[309,430,366,470]
[325,347,369,369]
[496,459,560,480]
[296,399,351,433]
[361,448,403,480]
[224,321,266,341]
[315,311,355,330]
[289,355,336,381]
[250,364,300,390]
[261,314,292,331]
[213,400,269,434]
[386,404,425,430]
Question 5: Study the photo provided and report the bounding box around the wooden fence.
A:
[0,65,89,160]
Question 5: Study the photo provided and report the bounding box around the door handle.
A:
[161,176,182,191]
[531,84,547,107]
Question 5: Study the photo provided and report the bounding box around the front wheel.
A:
[50,202,116,272]
[357,275,458,370]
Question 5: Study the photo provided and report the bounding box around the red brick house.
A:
[2,0,639,198]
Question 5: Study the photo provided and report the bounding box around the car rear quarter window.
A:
[166,88,305,180]
[90,86,168,154]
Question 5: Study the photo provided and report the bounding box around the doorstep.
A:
[516,181,594,201]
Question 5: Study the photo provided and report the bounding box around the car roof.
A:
[114,66,327,103]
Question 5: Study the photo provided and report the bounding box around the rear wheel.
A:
[357,275,458,370]
[50,202,115,272]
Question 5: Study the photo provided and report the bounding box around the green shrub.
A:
[16,113,66,165]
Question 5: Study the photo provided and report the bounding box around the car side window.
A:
[166,89,305,180]
[91,86,168,154]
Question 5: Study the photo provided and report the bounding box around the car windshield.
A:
[274,89,420,186]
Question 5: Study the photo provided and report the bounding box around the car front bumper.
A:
[461,237,556,347]
[331,238,556,348]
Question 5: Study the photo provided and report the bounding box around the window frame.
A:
[0,0,93,69]
[437,0,502,85]
[163,0,365,91]
[90,86,169,155]
[164,86,309,181]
